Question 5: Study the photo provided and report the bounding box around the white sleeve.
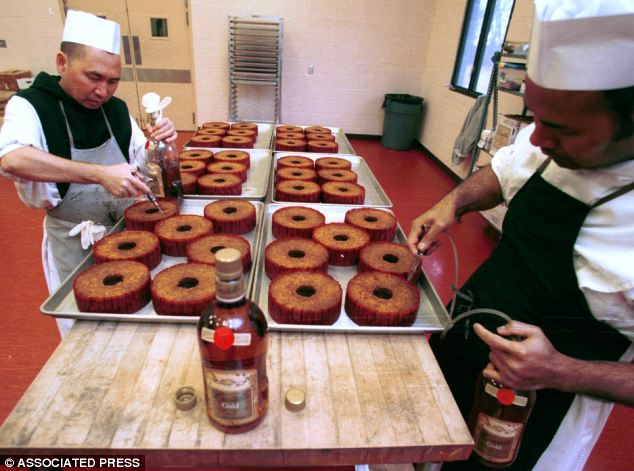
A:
[0,96,60,209]
[128,117,148,173]
[491,124,547,202]
[0,96,47,160]
[583,287,634,342]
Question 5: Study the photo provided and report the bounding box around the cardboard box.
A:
[491,114,533,153]
[0,69,32,91]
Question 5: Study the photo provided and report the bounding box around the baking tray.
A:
[272,126,355,155]
[180,148,271,201]
[250,203,450,333]
[270,152,392,208]
[184,122,273,149]
[40,200,265,324]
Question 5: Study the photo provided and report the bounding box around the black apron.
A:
[431,159,633,470]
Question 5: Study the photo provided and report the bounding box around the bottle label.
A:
[473,413,523,464]
[484,382,528,407]
[146,161,165,197]
[204,367,258,426]
[201,327,251,346]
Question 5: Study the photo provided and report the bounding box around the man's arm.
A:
[475,321,634,407]
[407,164,504,254]
[1,145,150,198]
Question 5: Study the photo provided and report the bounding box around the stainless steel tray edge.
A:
[251,203,450,334]
[40,200,266,324]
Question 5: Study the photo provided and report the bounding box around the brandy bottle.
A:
[197,248,269,433]
[143,92,182,200]
[468,372,536,468]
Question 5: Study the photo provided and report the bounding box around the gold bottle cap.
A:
[285,387,306,412]
[214,247,243,280]
[174,385,197,411]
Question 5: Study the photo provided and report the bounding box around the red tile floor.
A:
[0,135,631,470]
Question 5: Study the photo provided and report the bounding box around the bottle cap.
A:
[214,248,243,280]
[285,387,306,412]
[174,385,197,411]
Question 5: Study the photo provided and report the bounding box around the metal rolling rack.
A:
[228,15,283,124]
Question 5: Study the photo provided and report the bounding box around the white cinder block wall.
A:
[1,0,533,180]
[191,0,433,134]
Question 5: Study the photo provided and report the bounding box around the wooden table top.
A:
[0,320,473,467]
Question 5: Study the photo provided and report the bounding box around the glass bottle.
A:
[197,248,269,433]
[143,92,182,200]
[468,372,536,468]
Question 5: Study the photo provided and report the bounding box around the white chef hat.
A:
[62,10,121,55]
[527,0,634,90]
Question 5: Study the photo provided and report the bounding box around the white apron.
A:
[43,102,133,337]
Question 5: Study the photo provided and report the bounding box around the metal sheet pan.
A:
[273,126,355,155]
[180,148,271,201]
[185,122,273,149]
[270,153,392,208]
[250,203,450,334]
[40,200,265,324]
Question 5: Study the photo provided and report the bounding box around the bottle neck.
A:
[215,275,246,306]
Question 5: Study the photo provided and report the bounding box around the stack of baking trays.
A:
[41,123,450,334]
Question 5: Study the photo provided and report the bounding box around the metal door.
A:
[61,0,196,130]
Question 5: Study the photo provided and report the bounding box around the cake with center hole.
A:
[73,260,151,314]
[203,199,256,234]
[268,271,342,325]
[344,207,397,241]
[312,222,370,266]
[264,237,329,279]
[276,167,317,183]
[197,173,242,195]
[124,198,180,232]
[344,271,420,326]
[213,150,250,169]
[321,181,365,205]
[186,233,252,271]
[276,155,314,170]
[93,230,162,270]
[151,262,216,316]
[178,149,214,165]
[271,206,325,239]
[275,180,321,203]
[358,241,419,280]
[154,214,213,257]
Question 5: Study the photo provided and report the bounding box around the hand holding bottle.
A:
[474,320,564,391]
[145,116,178,143]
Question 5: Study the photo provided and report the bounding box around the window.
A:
[151,18,168,38]
[452,0,515,96]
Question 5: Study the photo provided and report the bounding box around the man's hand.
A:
[97,163,151,198]
[474,321,571,391]
[407,201,457,256]
[147,117,177,143]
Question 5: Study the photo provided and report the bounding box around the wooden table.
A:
[0,320,473,467]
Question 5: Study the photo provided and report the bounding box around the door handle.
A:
[132,36,142,65]
[122,36,132,65]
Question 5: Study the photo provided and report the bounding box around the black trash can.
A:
[381,94,424,150]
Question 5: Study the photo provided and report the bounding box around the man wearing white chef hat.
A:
[0,10,177,337]
[408,1,633,469]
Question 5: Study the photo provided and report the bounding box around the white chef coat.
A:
[491,123,634,471]
[0,95,147,336]
[0,95,147,210]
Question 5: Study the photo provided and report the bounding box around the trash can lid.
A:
[383,93,423,107]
